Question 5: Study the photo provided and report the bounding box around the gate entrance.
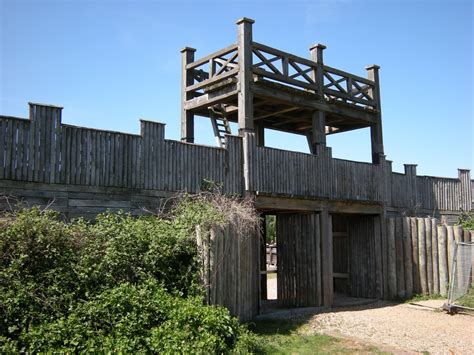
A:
[332,214,382,299]
[276,212,323,307]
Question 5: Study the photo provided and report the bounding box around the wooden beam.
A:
[254,194,384,214]
[181,47,196,143]
[366,65,384,164]
[320,210,333,306]
[236,18,254,132]
[253,82,378,123]
[254,106,300,120]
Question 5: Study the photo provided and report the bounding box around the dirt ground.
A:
[265,278,473,354]
[307,300,473,354]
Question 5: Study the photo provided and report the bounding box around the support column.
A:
[366,65,384,164]
[320,210,333,306]
[309,44,328,155]
[236,17,254,133]
[181,47,196,143]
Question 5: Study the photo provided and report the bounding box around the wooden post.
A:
[309,44,327,155]
[410,217,420,293]
[417,218,428,295]
[181,47,196,143]
[431,218,439,295]
[260,214,267,300]
[425,218,433,294]
[236,17,254,133]
[365,65,384,164]
[387,218,397,299]
[402,217,413,297]
[320,210,333,306]
[437,225,448,296]
[458,169,471,211]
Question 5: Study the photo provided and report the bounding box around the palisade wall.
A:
[383,217,473,299]
[0,103,471,218]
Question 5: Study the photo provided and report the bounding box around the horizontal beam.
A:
[255,193,384,214]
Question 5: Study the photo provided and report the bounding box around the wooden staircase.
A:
[209,105,231,147]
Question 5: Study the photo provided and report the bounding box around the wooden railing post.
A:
[366,64,384,164]
[181,47,196,143]
[236,17,254,133]
[309,44,327,155]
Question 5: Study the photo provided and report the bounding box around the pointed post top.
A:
[236,17,255,25]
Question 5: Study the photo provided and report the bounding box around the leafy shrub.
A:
[458,212,474,230]
[0,195,260,352]
[21,280,245,353]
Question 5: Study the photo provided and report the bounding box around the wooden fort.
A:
[0,18,472,320]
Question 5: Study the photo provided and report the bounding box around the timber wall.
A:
[196,224,260,321]
[0,103,471,219]
[382,217,473,299]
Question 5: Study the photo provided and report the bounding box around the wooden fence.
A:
[196,224,259,321]
[383,217,473,299]
[246,132,386,202]
[0,103,471,217]
[0,104,243,195]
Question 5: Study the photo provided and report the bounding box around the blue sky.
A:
[1,0,472,177]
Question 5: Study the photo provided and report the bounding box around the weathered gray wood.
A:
[447,225,455,280]
[418,218,428,295]
[320,210,333,306]
[425,218,433,294]
[437,225,449,296]
[236,18,254,131]
[431,218,439,295]
[402,217,413,297]
[395,217,405,298]
[387,218,397,299]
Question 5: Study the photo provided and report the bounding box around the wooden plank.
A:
[431,219,439,295]
[418,218,428,295]
[402,217,413,297]
[320,210,333,306]
[446,225,455,282]
[437,225,448,296]
[387,218,397,299]
[395,217,405,298]
[425,218,433,294]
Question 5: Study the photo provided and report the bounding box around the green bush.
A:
[458,212,474,230]
[20,280,244,353]
[0,197,258,352]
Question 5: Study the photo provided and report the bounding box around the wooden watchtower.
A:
[181,18,384,164]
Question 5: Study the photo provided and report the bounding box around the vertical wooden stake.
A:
[309,44,327,155]
[366,65,384,164]
[181,47,196,143]
[320,210,333,306]
[236,17,255,132]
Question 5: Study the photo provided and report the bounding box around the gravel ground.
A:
[307,300,474,354]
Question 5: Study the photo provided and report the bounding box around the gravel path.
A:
[307,300,474,354]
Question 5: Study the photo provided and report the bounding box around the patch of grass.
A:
[403,294,445,303]
[248,319,389,354]
[456,285,474,308]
